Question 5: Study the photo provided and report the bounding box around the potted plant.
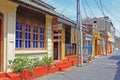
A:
[42,56,54,74]
[8,56,42,79]
[8,56,55,79]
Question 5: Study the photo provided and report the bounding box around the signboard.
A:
[83,46,88,62]
[85,37,92,41]
[88,44,92,54]
[52,24,62,31]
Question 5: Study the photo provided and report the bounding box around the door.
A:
[54,42,58,60]
[53,42,61,60]
[0,13,3,72]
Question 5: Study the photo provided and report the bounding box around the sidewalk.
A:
[34,50,120,80]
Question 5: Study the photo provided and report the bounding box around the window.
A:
[40,28,44,48]
[16,22,22,48]
[15,22,45,49]
[25,24,31,48]
[33,26,38,48]
[65,43,76,56]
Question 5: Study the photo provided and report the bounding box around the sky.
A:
[44,0,120,37]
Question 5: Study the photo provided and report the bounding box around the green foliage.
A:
[8,56,29,72]
[42,56,53,66]
[8,56,41,73]
[8,56,54,73]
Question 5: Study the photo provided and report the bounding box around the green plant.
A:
[8,56,29,72]
[8,56,42,73]
[8,56,54,73]
[42,56,53,66]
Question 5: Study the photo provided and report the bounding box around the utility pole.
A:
[76,0,83,67]
[104,18,108,56]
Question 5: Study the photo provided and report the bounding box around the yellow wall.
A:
[92,27,101,56]
[61,27,77,60]
[61,26,65,60]
[71,27,75,43]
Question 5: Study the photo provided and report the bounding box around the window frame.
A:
[15,22,23,48]
[16,17,45,50]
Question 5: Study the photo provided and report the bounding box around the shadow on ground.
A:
[114,61,120,80]
[109,55,120,80]
[109,55,120,60]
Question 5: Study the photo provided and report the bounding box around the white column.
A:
[0,1,18,72]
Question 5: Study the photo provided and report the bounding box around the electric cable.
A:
[85,0,94,17]
[60,0,72,14]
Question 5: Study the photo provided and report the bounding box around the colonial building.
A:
[0,0,78,72]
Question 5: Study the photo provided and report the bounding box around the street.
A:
[35,50,120,80]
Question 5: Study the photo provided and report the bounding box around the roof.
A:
[10,0,76,27]
[30,0,55,10]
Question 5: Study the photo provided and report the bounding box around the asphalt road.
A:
[35,50,120,80]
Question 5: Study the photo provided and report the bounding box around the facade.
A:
[82,17,115,56]
[52,18,76,60]
[114,36,120,50]
[82,24,94,61]
[0,0,115,73]
[0,0,77,72]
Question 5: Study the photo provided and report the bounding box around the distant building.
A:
[82,17,115,55]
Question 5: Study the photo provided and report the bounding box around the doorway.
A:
[53,42,61,60]
[0,13,3,72]
[54,42,58,60]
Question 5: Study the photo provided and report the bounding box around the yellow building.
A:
[52,17,76,60]
[92,26,101,56]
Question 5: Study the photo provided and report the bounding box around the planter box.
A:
[20,70,33,80]
[55,60,72,71]
[69,57,77,66]
[47,65,59,74]
[0,73,11,80]
[7,72,21,80]
[6,66,48,80]
[33,66,47,78]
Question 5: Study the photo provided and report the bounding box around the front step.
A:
[0,77,11,80]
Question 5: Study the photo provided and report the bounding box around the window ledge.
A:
[15,50,47,54]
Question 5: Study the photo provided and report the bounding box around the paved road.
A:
[35,50,120,80]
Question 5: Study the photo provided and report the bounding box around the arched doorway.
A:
[0,13,4,72]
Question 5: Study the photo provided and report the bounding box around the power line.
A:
[98,0,120,37]
[94,0,105,16]
[60,0,72,14]
[94,0,109,55]
[81,0,88,18]
[100,2,120,27]
[85,0,94,17]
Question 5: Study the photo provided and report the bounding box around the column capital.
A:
[45,14,53,21]
[0,0,18,14]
